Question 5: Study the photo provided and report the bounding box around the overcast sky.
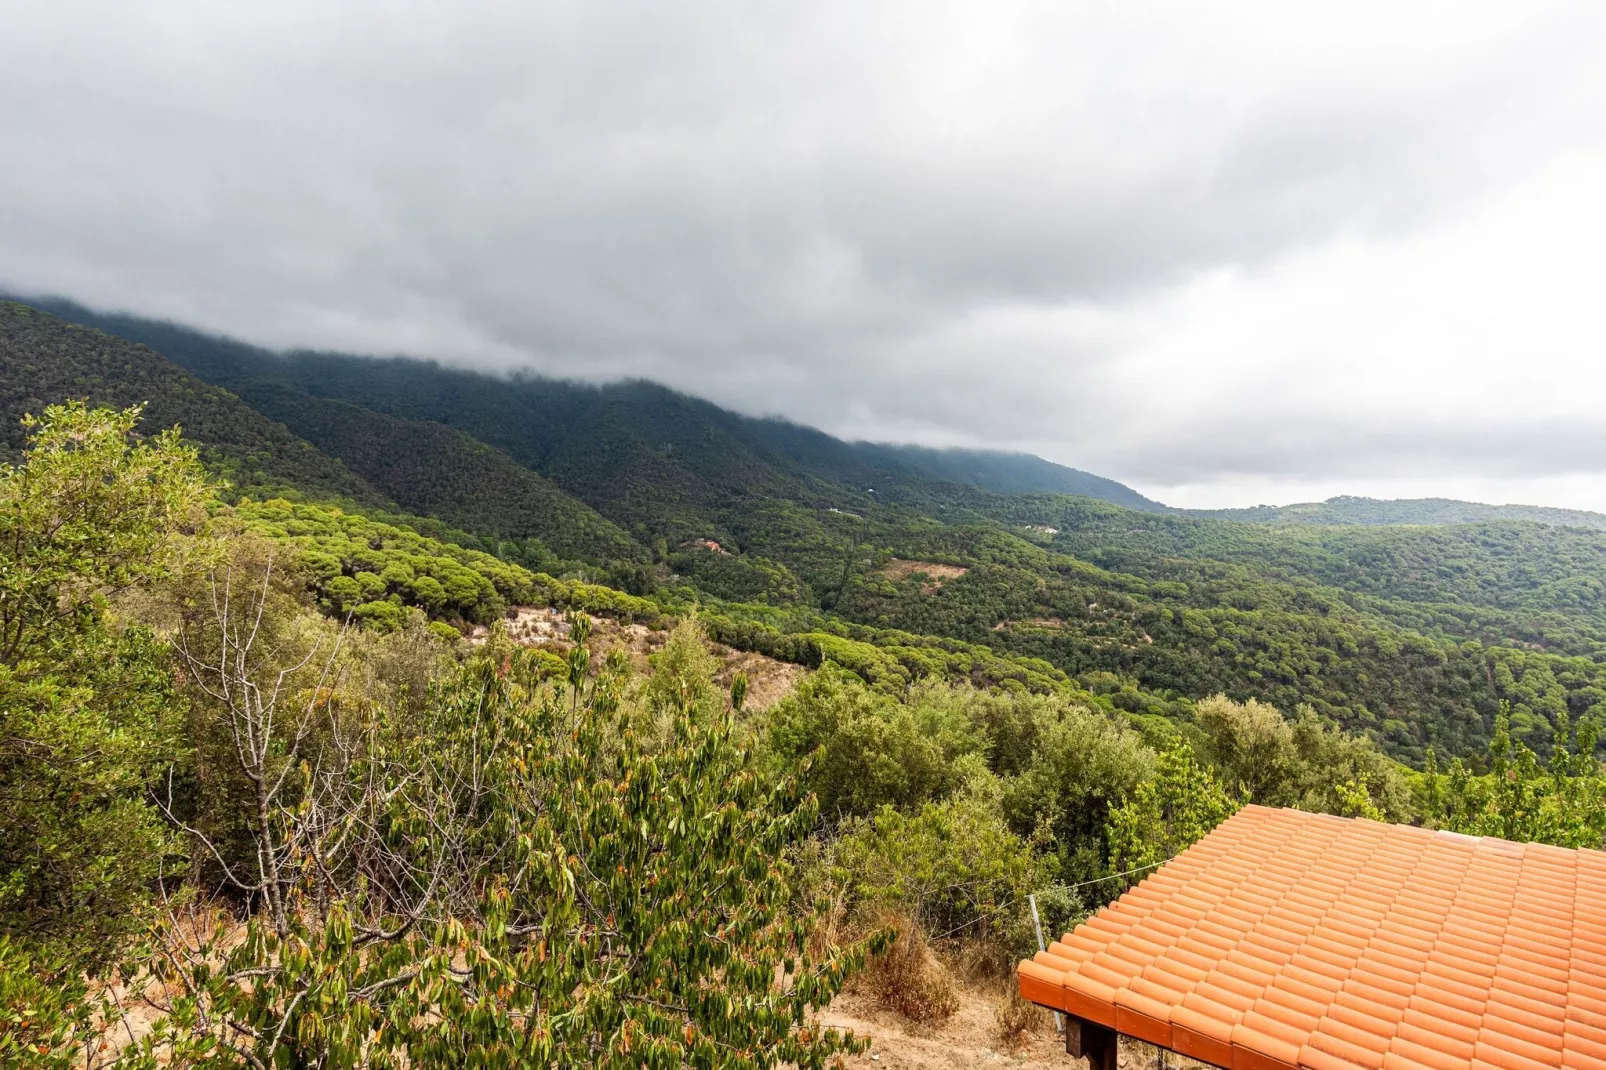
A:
[4,2,1606,509]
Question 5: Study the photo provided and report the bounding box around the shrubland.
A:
[3,406,879,1067]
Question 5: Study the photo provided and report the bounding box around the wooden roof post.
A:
[1063,1016,1116,1070]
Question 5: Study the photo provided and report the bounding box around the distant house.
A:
[684,537,730,555]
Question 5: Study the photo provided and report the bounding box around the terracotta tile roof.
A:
[1018,805,1606,1070]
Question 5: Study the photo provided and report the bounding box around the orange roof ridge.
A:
[1018,804,1606,1069]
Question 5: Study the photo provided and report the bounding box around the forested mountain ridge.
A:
[0,302,386,505]
[18,296,1603,530]
[13,297,1166,527]
[1195,493,1606,530]
[1,302,646,567]
[229,381,645,566]
[994,495,1606,656]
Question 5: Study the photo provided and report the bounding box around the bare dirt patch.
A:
[716,646,806,709]
[992,618,1065,632]
[822,985,1200,1069]
[879,560,969,591]
[484,606,805,709]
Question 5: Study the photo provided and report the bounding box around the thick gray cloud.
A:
[4,1,1606,507]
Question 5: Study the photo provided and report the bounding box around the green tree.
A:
[1430,705,1606,848]
[999,701,1151,878]
[1106,743,1240,875]
[1195,694,1414,820]
[0,402,207,963]
[764,665,981,820]
[644,618,727,722]
[826,767,1048,951]
[1196,694,1296,803]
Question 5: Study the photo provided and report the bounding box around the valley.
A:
[7,296,1606,1066]
[12,298,1606,766]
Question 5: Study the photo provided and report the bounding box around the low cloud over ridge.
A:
[4,1,1606,508]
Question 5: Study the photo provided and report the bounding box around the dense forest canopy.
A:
[0,302,384,505]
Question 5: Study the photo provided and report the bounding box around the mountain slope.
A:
[20,297,1606,764]
[235,382,645,564]
[1195,495,1606,530]
[13,298,1163,527]
[0,302,386,505]
[995,494,1606,655]
[856,443,1164,508]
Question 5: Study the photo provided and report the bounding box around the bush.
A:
[765,666,982,819]
[131,625,884,1068]
[0,937,105,1068]
[1107,742,1239,874]
[427,620,462,644]
[999,702,1152,876]
[826,770,1048,955]
[702,616,824,668]
[1197,694,1415,820]
[0,402,205,965]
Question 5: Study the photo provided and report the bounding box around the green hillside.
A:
[1195,494,1606,530]
[997,496,1606,655]
[0,302,384,505]
[232,381,645,566]
[858,442,1165,508]
[14,298,1163,533]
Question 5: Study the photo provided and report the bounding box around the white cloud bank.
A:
[2,0,1605,508]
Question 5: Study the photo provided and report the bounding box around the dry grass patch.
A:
[862,921,960,1025]
[992,983,1048,1050]
[878,560,969,591]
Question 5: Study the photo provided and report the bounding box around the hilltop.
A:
[1194,493,1606,531]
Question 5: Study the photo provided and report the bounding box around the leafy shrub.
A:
[1107,742,1240,874]
[0,402,204,965]
[826,770,1048,955]
[999,702,1152,877]
[765,666,983,819]
[1427,706,1606,848]
[1196,694,1415,820]
[129,623,883,1068]
[0,937,105,1068]
[702,615,824,668]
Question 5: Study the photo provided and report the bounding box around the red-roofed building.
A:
[1018,805,1606,1069]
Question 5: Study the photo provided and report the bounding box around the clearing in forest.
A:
[879,559,969,587]
[482,606,806,709]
